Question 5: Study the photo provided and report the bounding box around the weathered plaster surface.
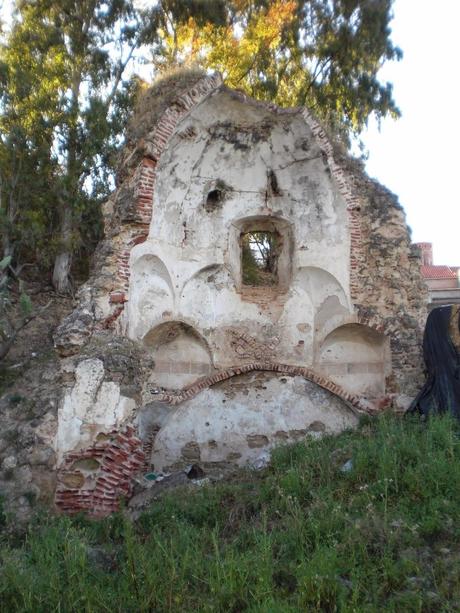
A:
[124,89,359,390]
[49,74,428,516]
[150,372,358,472]
[55,358,135,462]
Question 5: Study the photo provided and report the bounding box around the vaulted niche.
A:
[318,323,391,398]
[230,216,293,294]
[144,321,213,389]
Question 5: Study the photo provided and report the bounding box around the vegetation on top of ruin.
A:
[1,414,460,610]
[126,67,206,145]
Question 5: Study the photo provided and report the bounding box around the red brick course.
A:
[55,427,145,518]
[105,75,365,326]
[301,109,364,303]
[104,74,223,327]
[55,362,375,517]
[154,361,374,415]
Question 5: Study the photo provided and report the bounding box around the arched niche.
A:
[295,266,350,310]
[228,216,293,293]
[317,323,390,398]
[127,254,174,339]
[144,321,213,389]
[179,264,236,325]
[150,371,359,473]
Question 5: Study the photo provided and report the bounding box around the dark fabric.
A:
[409,305,460,418]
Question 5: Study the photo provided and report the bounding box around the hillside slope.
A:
[1,414,460,611]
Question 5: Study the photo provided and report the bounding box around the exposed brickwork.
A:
[153,362,375,415]
[101,74,223,327]
[56,75,426,378]
[141,424,161,473]
[134,158,157,224]
[55,426,145,518]
[301,109,364,301]
[54,362,373,517]
[301,108,427,395]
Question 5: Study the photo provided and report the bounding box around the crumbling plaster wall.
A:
[147,372,358,473]
[50,73,428,517]
[124,88,355,377]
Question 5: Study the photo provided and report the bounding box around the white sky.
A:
[1,0,458,265]
[362,0,459,266]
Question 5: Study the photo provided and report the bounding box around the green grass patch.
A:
[2,414,460,611]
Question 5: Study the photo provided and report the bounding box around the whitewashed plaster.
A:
[54,359,136,462]
[123,90,368,390]
[151,373,358,472]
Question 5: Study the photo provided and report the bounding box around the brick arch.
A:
[55,362,373,518]
[153,361,374,415]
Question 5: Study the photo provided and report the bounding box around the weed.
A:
[1,414,460,611]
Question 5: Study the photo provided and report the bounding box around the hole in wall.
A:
[231,215,293,295]
[205,189,222,210]
[267,169,281,196]
[203,179,232,212]
[241,230,281,286]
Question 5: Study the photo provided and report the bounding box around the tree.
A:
[0,255,51,361]
[153,0,402,143]
[1,0,144,292]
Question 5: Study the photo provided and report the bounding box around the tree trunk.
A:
[52,203,73,293]
[52,58,82,294]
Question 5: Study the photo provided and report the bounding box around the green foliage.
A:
[0,259,37,360]
[154,0,402,145]
[0,0,145,289]
[0,257,11,271]
[242,231,279,286]
[0,1,232,290]
[18,290,31,317]
[0,0,402,289]
[2,415,460,611]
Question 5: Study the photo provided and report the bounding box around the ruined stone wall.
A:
[123,88,353,373]
[50,73,428,517]
[331,151,428,399]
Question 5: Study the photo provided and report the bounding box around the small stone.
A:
[185,464,205,480]
[59,472,85,488]
[246,434,269,448]
[308,420,326,433]
[340,459,353,473]
[2,456,17,470]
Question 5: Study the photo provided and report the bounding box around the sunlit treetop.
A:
[152,0,402,145]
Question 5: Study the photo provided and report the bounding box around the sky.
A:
[0,0,458,265]
[361,0,459,266]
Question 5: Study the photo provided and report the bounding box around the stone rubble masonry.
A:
[301,107,428,396]
[55,426,145,517]
[54,361,370,518]
[300,109,364,301]
[54,73,223,354]
[55,71,426,388]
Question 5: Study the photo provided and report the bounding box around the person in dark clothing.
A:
[409,305,460,418]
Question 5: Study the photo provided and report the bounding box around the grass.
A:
[1,414,460,611]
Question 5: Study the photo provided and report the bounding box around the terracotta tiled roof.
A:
[421,265,457,279]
